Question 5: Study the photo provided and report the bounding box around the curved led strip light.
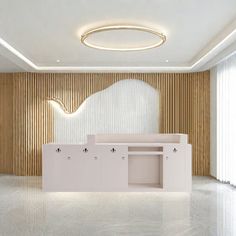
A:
[47,79,156,117]
[48,98,74,115]
[81,25,166,51]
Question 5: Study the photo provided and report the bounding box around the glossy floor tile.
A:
[0,175,235,236]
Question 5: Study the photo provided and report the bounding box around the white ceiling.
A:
[0,54,21,72]
[0,0,236,72]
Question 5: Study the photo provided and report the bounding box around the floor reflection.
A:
[0,175,235,236]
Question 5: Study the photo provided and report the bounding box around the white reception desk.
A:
[43,134,192,192]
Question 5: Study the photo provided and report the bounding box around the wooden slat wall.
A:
[1,71,210,175]
[0,74,13,174]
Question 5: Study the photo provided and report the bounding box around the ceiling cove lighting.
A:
[80,25,166,51]
[0,27,236,71]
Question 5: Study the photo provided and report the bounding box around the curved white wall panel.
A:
[50,79,159,144]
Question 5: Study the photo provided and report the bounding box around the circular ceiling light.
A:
[81,25,166,51]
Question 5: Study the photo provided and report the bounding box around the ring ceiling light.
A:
[81,25,166,51]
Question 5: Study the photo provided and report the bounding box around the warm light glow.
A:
[80,25,166,51]
[48,98,78,117]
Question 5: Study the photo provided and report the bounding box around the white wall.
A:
[51,79,159,144]
[210,67,217,177]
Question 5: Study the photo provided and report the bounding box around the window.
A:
[216,53,236,185]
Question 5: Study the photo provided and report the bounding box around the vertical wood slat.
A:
[0,71,211,176]
[0,73,13,174]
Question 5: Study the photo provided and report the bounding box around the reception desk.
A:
[43,134,192,192]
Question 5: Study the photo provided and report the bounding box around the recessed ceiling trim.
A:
[0,27,236,72]
[81,25,166,51]
[191,28,236,69]
[0,37,37,70]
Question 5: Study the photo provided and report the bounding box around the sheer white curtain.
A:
[216,53,236,185]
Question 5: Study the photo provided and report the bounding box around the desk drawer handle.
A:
[83,148,88,153]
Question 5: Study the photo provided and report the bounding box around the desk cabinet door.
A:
[78,150,101,190]
[100,146,128,189]
[163,145,188,191]
[43,145,82,191]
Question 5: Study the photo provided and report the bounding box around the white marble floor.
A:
[0,176,235,236]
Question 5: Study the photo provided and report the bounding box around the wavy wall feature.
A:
[9,72,210,175]
[50,79,159,144]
